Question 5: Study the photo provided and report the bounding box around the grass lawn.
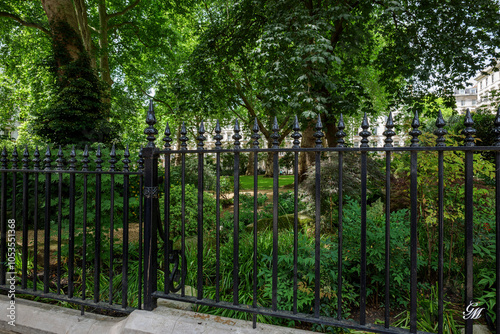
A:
[239,175,295,190]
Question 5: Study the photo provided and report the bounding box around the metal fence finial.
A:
[0,147,7,170]
[252,118,261,149]
[313,114,324,148]
[144,100,158,148]
[291,116,301,149]
[33,146,41,171]
[138,145,144,170]
[95,145,103,171]
[11,146,18,169]
[233,119,241,149]
[163,122,172,150]
[180,122,188,150]
[56,146,64,170]
[336,114,346,148]
[123,145,131,172]
[463,108,476,147]
[82,145,90,171]
[434,110,447,147]
[69,146,76,171]
[22,145,30,170]
[271,117,280,149]
[197,121,206,150]
[109,144,117,171]
[214,119,222,149]
[359,113,371,148]
[44,146,52,171]
[409,111,421,147]
[384,112,396,148]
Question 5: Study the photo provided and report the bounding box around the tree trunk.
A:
[41,0,88,75]
[323,113,338,147]
[298,119,316,182]
[98,0,113,87]
[264,149,275,178]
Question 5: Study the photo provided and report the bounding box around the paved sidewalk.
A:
[0,295,313,334]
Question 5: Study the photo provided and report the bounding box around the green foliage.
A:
[299,152,384,230]
[160,184,217,237]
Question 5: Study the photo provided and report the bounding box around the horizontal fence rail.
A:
[0,144,144,314]
[142,103,500,334]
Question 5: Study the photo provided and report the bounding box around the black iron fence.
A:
[1,103,500,334]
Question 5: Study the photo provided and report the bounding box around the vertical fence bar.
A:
[81,146,89,314]
[138,147,144,310]
[435,111,447,334]
[163,125,172,295]
[43,146,51,294]
[143,101,159,311]
[495,107,500,334]
[197,122,206,300]
[271,118,279,312]
[313,115,324,318]
[291,116,301,316]
[109,145,117,304]
[336,115,346,320]
[122,146,131,308]
[463,110,475,334]
[409,112,421,333]
[56,147,64,294]
[0,148,7,286]
[68,147,76,298]
[233,120,242,306]
[214,121,222,303]
[252,118,261,328]
[32,147,40,290]
[21,146,29,289]
[383,113,395,328]
[94,146,103,303]
[179,123,188,298]
[359,114,370,325]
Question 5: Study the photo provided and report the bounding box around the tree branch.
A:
[138,87,174,113]
[108,0,141,19]
[0,12,50,36]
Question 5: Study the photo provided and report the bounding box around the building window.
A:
[486,77,489,86]
[461,100,465,106]
[480,82,483,90]
[472,100,477,105]
[354,142,359,147]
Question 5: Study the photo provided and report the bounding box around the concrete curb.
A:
[0,295,313,334]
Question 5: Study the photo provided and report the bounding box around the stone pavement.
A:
[0,295,313,334]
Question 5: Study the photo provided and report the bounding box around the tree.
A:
[0,0,194,146]
[172,0,500,177]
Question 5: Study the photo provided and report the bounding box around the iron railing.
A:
[1,102,500,334]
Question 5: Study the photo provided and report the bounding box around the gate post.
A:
[143,101,159,311]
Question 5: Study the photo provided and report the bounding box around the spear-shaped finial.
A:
[336,114,346,148]
[214,120,223,149]
[163,122,172,150]
[463,108,476,147]
[252,118,261,149]
[144,99,158,148]
[409,110,421,148]
[383,112,396,148]
[434,110,447,147]
[359,113,371,148]
[233,119,242,149]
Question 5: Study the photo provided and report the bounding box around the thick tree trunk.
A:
[264,149,275,178]
[41,0,87,73]
[323,113,338,147]
[98,0,113,87]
